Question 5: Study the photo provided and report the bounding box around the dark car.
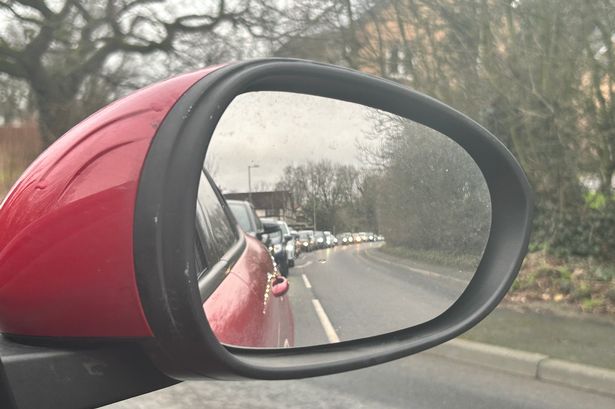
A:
[227,201,293,277]
[297,230,315,252]
[262,218,297,267]
[262,220,292,277]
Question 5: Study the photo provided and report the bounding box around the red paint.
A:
[0,67,220,337]
[205,235,295,348]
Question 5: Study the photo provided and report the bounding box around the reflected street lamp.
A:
[248,164,260,203]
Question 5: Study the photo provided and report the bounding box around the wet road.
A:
[107,352,615,409]
[288,242,470,345]
[106,243,615,409]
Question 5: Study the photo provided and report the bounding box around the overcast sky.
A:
[206,91,380,192]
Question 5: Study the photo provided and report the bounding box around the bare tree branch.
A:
[0,58,25,78]
[0,2,44,25]
[0,0,290,145]
[12,0,54,18]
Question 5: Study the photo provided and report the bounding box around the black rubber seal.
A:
[133,58,533,380]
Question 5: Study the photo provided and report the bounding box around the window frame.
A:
[194,170,240,278]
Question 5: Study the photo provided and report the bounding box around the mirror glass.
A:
[202,91,491,348]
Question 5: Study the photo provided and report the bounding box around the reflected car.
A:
[204,231,294,347]
[262,220,291,277]
[263,219,296,267]
[337,233,350,245]
[298,230,315,252]
[195,177,294,348]
[290,230,303,257]
[324,231,335,247]
[340,232,354,245]
[313,231,326,249]
[226,199,264,238]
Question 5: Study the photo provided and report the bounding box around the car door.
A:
[197,172,294,348]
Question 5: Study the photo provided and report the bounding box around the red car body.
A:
[205,235,294,348]
[0,66,293,346]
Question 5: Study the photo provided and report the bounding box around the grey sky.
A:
[206,91,379,192]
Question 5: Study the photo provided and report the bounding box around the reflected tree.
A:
[364,114,491,265]
[275,160,363,233]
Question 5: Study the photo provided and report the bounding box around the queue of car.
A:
[226,200,384,278]
[337,231,385,245]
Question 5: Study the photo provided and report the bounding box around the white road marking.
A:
[301,274,312,289]
[312,299,340,343]
[359,249,468,284]
[294,260,313,269]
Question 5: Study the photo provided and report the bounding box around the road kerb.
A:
[537,358,615,397]
[427,338,547,378]
[426,339,615,397]
[361,247,615,396]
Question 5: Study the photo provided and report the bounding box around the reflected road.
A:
[288,242,470,346]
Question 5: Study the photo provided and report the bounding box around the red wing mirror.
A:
[0,67,218,339]
[0,59,532,383]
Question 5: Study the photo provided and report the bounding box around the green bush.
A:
[581,298,605,312]
[584,192,610,210]
[534,200,615,262]
[515,274,539,291]
[559,279,572,294]
[594,264,615,281]
[571,284,592,301]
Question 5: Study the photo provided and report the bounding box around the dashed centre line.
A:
[301,274,312,289]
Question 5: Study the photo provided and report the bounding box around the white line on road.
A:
[301,274,312,289]
[359,249,468,284]
[294,260,313,269]
[312,299,340,343]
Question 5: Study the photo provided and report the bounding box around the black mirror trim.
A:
[133,58,533,380]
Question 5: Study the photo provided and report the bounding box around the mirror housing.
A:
[0,67,219,339]
[0,59,532,382]
[135,59,532,380]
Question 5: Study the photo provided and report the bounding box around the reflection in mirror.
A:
[201,91,491,348]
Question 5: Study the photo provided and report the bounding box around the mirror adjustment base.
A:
[0,336,176,409]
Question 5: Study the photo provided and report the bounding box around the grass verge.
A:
[509,251,615,315]
[378,244,481,272]
[462,303,615,370]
